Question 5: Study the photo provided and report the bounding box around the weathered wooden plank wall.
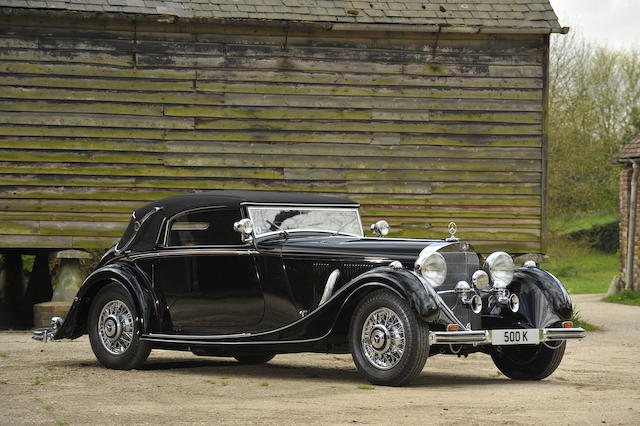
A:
[0,15,545,253]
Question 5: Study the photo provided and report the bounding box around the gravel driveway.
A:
[1,294,638,425]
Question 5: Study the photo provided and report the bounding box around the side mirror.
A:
[370,220,390,237]
[233,218,254,242]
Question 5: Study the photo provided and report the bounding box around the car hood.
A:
[268,235,467,263]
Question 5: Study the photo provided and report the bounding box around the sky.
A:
[549,0,640,49]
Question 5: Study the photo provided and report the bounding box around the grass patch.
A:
[33,376,61,385]
[204,380,216,385]
[553,376,569,382]
[220,376,230,380]
[0,353,7,358]
[544,238,617,294]
[55,421,68,426]
[549,212,617,235]
[42,405,53,411]
[571,309,601,331]
[259,382,269,387]
[357,385,374,390]
[603,289,640,306]
[220,381,228,386]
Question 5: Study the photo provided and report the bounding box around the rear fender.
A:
[53,263,158,340]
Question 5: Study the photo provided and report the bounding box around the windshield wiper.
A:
[333,217,358,236]
[266,220,289,239]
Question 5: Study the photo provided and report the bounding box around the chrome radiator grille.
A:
[441,252,480,289]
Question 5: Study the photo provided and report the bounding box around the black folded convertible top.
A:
[116,191,359,253]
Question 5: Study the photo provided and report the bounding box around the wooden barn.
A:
[0,0,564,258]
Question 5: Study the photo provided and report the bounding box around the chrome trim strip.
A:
[256,229,362,240]
[542,327,586,341]
[429,327,586,346]
[147,332,252,340]
[318,269,340,306]
[429,330,489,345]
[142,336,324,346]
[128,248,259,261]
[241,202,360,208]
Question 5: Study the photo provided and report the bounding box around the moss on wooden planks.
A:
[0,62,196,79]
[223,93,542,111]
[164,153,541,172]
[0,76,193,91]
[0,87,223,105]
[196,81,542,101]
[0,149,163,164]
[0,100,164,116]
[0,212,129,222]
[195,69,543,89]
[165,105,541,124]
[0,198,141,213]
[165,141,541,160]
[0,48,134,67]
[0,112,194,130]
[193,119,540,135]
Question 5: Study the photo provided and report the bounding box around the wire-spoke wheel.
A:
[361,307,406,370]
[350,289,429,386]
[88,283,151,370]
[97,300,134,355]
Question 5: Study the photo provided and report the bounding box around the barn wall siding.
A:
[0,15,545,253]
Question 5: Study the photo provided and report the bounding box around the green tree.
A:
[548,34,640,217]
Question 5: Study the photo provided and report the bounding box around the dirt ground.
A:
[1,294,639,425]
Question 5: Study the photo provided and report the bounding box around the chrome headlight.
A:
[414,252,447,287]
[484,251,514,287]
[471,270,490,290]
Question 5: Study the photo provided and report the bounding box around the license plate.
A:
[492,329,539,345]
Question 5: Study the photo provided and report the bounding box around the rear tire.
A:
[349,289,429,386]
[234,353,276,365]
[491,341,566,380]
[88,283,151,370]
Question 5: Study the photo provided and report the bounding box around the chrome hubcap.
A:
[98,300,134,355]
[361,307,405,370]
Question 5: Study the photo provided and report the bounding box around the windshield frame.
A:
[245,205,364,239]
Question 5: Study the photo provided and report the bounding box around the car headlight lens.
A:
[415,252,447,287]
[472,270,490,290]
[484,251,514,287]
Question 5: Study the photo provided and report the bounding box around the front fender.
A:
[508,267,573,328]
[342,267,440,321]
[53,262,158,340]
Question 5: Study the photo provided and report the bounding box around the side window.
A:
[167,209,242,246]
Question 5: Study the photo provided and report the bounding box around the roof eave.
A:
[0,7,569,35]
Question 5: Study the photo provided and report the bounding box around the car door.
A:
[154,207,264,334]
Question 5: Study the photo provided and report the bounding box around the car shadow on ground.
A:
[130,357,514,388]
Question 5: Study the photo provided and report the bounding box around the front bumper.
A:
[429,327,585,346]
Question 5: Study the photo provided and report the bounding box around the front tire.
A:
[349,289,429,386]
[491,341,566,380]
[88,283,151,370]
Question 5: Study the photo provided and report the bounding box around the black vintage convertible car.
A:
[34,191,585,386]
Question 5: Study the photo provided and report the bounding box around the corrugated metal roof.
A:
[0,0,564,33]
[618,134,640,161]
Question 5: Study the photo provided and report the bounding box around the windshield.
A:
[247,206,363,237]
